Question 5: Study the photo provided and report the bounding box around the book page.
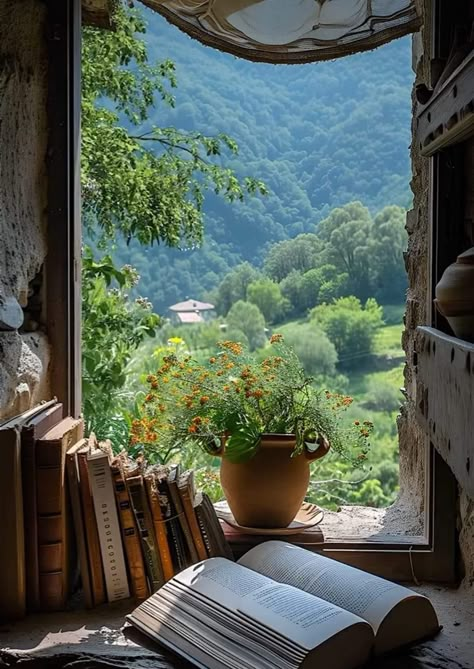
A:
[239,541,425,633]
[174,557,371,651]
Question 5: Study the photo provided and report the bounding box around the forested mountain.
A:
[116,9,414,313]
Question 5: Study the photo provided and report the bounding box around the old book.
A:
[167,465,199,565]
[177,470,208,562]
[195,493,234,560]
[127,541,440,669]
[154,468,188,573]
[87,446,130,602]
[36,416,84,611]
[126,474,164,593]
[77,441,106,607]
[21,401,63,611]
[0,401,57,622]
[65,438,93,608]
[144,469,175,582]
[111,457,149,600]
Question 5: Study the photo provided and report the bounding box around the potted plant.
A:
[130,334,372,528]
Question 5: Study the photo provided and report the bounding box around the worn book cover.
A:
[167,464,199,565]
[36,416,84,611]
[177,469,208,562]
[111,457,149,600]
[144,469,175,582]
[77,440,106,607]
[87,447,130,602]
[126,474,164,592]
[21,401,63,611]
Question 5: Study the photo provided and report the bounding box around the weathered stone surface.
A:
[0,1,49,418]
[0,332,50,421]
[0,296,23,331]
[0,0,48,318]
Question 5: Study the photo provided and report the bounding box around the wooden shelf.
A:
[416,51,474,156]
[415,327,474,498]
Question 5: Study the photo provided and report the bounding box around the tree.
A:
[311,296,384,370]
[316,202,373,302]
[213,262,263,316]
[247,278,288,323]
[263,234,322,282]
[226,301,267,351]
[369,205,407,304]
[81,6,266,436]
[281,323,338,378]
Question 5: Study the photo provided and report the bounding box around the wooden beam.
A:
[415,326,474,499]
[45,0,82,418]
[81,0,114,29]
[417,51,474,157]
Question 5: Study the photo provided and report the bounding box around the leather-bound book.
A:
[111,457,149,600]
[126,474,164,593]
[144,469,175,582]
[77,438,106,607]
[177,469,208,562]
[195,493,234,560]
[154,468,188,573]
[0,401,59,622]
[65,438,93,608]
[36,416,84,611]
[167,465,199,565]
[21,401,63,611]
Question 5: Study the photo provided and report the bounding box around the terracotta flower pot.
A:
[435,247,474,342]
[219,433,329,529]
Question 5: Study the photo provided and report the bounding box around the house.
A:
[168,298,215,324]
[0,1,473,666]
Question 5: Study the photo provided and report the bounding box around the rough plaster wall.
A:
[0,0,50,419]
[402,1,474,585]
[396,0,430,535]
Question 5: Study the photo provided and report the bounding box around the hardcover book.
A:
[144,468,175,583]
[126,473,165,593]
[177,469,208,562]
[21,401,63,611]
[126,541,440,669]
[36,416,84,611]
[167,464,199,564]
[0,401,58,622]
[87,446,130,602]
[111,456,149,600]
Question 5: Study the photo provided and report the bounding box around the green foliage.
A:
[213,262,262,316]
[280,323,338,378]
[263,234,322,282]
[311,297,384,370]
[362,379,401,412]
[226,300,267,351]
[82,6,266,250]
[246,278,288,324]
[132,336,372,466]
[81,250,160,437]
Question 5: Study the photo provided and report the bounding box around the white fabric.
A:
[145,0,418,60]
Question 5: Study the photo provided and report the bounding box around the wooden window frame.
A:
[47,0,463,583]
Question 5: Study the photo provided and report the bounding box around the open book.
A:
[126,541,439,669]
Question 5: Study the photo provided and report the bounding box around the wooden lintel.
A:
[81,0,114,29]
[416,51,474,157]
[415,326,474,498]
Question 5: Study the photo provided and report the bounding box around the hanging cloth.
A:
[141,0,419,63]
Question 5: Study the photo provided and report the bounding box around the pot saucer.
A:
[214,500,324,535]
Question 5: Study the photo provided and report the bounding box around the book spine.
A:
[111,466,149,600]
[144,477,175,582]
[65,449,93,608]
[178,484,208,562]
[156,476,188,572]
[21,433,40,611]
[87,454,130,602]
[77,451,106,606]
[167,480,199,565]
[194,503,212,558]
[202,494,234,560]
[126,476,164,592]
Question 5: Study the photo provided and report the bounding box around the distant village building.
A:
[168,298,215,324]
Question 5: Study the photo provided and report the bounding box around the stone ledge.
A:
[0,587,472,669]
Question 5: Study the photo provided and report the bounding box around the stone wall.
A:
[0,0,50,419]
[401,0,474,585]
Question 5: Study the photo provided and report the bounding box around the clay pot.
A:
[219,433,329,528]
[435,247,474,342]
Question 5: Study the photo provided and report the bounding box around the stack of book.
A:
[0,400,232,621]
[67,437,233,608]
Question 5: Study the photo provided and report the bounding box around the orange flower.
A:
[188,425,197,434]
[200,396,209,405]
[192,416,202,425]
[145,393,153,403]
[252,389,264,399]
[209,357,216,364]
[354,420,360,426]
[270,333,283,344]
